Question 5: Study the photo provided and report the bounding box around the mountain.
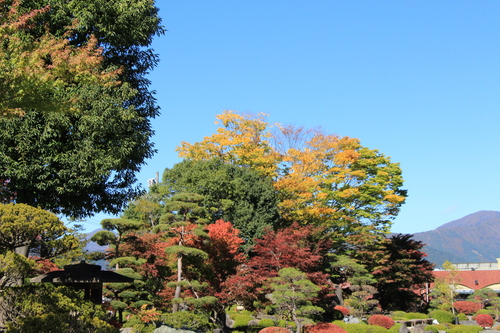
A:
[412,211,500,267]
[85,228,109,253]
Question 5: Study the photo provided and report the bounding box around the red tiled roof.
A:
[432,270,500,290]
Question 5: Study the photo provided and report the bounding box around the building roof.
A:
[30,260,134,284]
[432,269,500,292]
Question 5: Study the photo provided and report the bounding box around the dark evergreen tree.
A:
[364,233,434,311]
[157,159,282,243]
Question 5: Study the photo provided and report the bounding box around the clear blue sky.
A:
[86,1,500,234]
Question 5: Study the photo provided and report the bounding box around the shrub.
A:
[333,322,387,333]
[305,323,347,333]
[334,306,350,316]
[448,326,483,333]
[454,301,481,315]
[259,327,291,333]
[403,312,429,320]
[259,319,277,328]
[472,308,494,319]
[232,313,253,329]
[387,323,402,333]
[425,324,449,333]
[368,314,395,329]
[457,313,467,321]
[476,314,493,328]
[429,310,455,324]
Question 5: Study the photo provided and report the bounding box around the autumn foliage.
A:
[334,305,350,316]
[219,223,333,308]
[454,301,481,315]
[259,327,291,333]
[368,314,395,329]
[476,314,494,328]
[0,0,121,117]
[304,323,347,333]
[177,111,407,246]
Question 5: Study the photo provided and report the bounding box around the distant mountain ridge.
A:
[412,211,500,267]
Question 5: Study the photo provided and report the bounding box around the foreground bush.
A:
[448,325,483,333]
[260,327,291,333]
[454,301,481,315]
[429,309,455,324]
[425,324,449,333]
[368,314,394,329]
[476,314,493,328]
[304,323,347,333]
[333,322,386,333]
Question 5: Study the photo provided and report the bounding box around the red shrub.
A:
[304,323,347,333]
[260,328,291,333]
[368,314,395,329]
[476,314,494,328]
[454,301,481,315]
[334,305,350,316]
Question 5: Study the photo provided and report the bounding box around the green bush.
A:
[387,323,402,333]
[425,324,449,333]
[232,314,253,329]
[429,310,455,324]
[161,312,211,330]
[448,326,482,333]
[457,313,467,321]
[333,322,388,333]
[472,308,494,318]
[259,319,276,328]
[403,312,429,320]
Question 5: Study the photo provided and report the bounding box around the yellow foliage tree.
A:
[177,111,407,246]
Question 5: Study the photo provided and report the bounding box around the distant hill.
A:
[85,228,109,253]
[412,211,500,267]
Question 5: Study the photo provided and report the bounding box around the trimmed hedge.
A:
[476,314,493,328]
[304,323,347,333]
[368,315,395,329]
[429,310,455,324]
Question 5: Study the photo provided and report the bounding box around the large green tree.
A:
[0,0,163,217]
[157,159,281,242]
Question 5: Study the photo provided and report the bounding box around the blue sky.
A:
[87,1,500,234]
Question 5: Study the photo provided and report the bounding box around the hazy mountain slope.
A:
[413,211,500,267]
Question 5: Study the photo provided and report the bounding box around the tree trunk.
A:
[172,253,183,313]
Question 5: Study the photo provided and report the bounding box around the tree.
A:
[91,218,142,269]
[331,256,379,317]
[268,267,324,333]
[157,159,281,243]
[219,223,333,310]
[0,0,163,218]
[177,111,407,247]
[0,284,118,333]
[430,260,460,313]
[0,0,120,117]
[0,203,80,285]
[365,234,434,311]
[161,193,214,313]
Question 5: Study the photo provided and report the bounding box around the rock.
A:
[398,324,410,333]
[153,326,200,333]
[412,324,426,333]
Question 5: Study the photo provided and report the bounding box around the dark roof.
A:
[30,260,134,284]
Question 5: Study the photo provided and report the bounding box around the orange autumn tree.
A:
[177,111,407,248]
[0,0,120,117]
